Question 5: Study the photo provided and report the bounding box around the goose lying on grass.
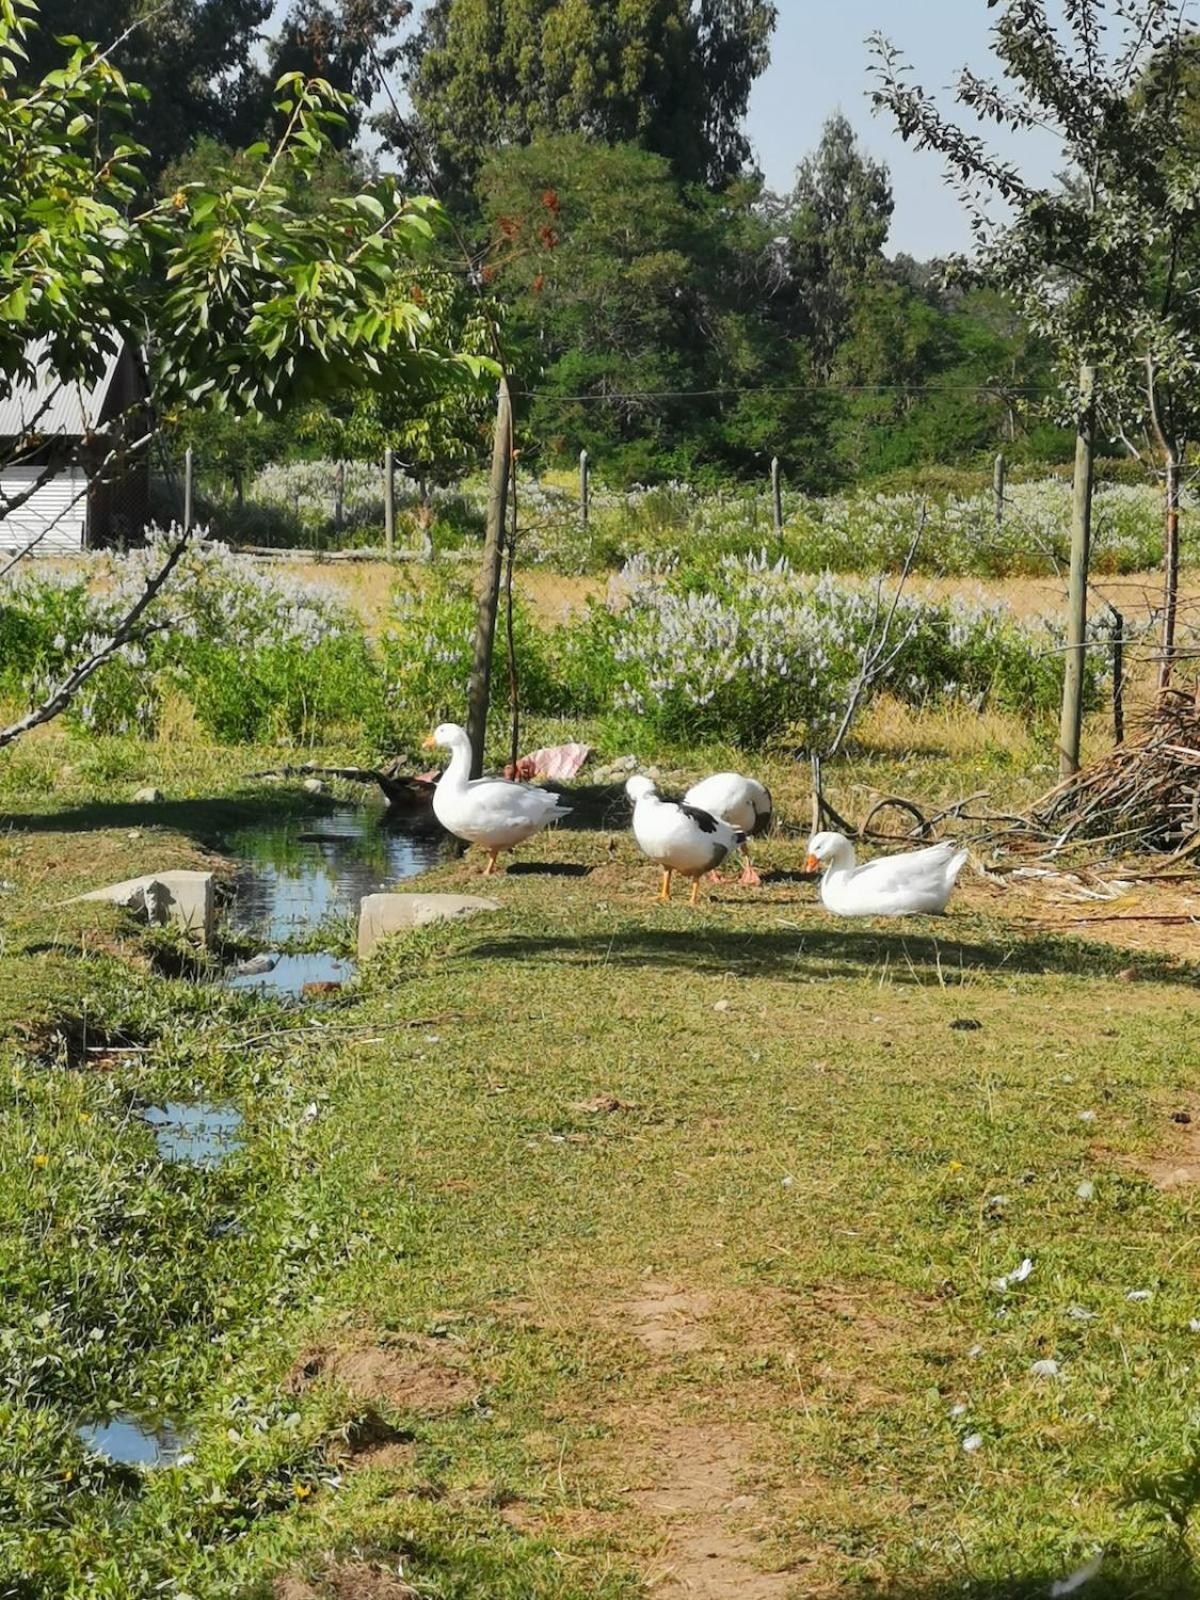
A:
[627,775,746,906]
[424,723,571,874]
[683,772,773,885]
[804,831,969,917]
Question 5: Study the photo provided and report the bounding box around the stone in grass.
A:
[235,953,278,977]
[133,785,163,803]
[302,777,328,795]
[68,870,215,942]
[358,892,499,957]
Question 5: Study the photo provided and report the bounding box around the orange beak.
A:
[803,853,821,873]
[421,733,437,750]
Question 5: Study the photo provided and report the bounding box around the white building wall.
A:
[0,465,88,554]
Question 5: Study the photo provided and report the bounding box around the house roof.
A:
[0,340,127,438]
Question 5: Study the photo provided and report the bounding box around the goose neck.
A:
[440,733,473,787]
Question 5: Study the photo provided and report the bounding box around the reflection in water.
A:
[225,806,442,944]
[227,952,356,994]
[141,1101,243,1166]
[77,1413,192,1467]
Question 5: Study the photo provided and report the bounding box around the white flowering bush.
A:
[555,555,1109,745]
[0,533,1118,753]
[193,456,1179,577]
[0,532,388,743]
[239,460,486,551]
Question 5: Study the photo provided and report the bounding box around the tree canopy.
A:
[397,0,778,191]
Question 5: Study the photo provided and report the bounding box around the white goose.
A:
[804,831,969,917]
[626,775,745,905]
[683,772,773,885]
[424,723,571,873]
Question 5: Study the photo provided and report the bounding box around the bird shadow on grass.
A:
[466,924,1199,987]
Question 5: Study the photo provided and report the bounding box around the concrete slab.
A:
[69,870,215,942]
[358,892,499,957]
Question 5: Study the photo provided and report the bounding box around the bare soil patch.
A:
[628,1422,793,1599]
[1119,1098,1200,1190]
[289,1335,476,1416]
[615,1279,714,1354]
[273,1560,417,1600]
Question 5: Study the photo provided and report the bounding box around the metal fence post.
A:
[383,448,395,561]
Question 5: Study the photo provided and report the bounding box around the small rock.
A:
[358,892,500,956]
[1189,1318,1200,1333]
[302,777,328,795]
[949,1401,968,1417]
[1116,966,1141,983]
[713,998,731,1012]
[133,786,163,804]
[68,870,214,942]
[967,1344,983,1358]
[1066,1305,1096,1321]
[1172,1110,1193,1125]
[234,953,278,976]
[1126,1289,1153,1303]
[1030,1358,1061,1379]
[1076,1180,1095,1201]
[962,1433,983,1453]
[1077,1110,1096,1123]
[950,1018,983,1032]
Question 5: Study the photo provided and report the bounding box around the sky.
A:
[745,0,1066,256]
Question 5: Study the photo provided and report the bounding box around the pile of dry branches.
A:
[1032,691,1200,857]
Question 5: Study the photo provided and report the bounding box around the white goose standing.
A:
[683,771,773,885]
[626,775,745,906]
[804,831,969,917]
[424,723,571,873]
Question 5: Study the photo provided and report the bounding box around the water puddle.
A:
[77,1413,191,1467]
[225,807,442,944]
[225,951,356,996]
[141,1100,243,1166]
[220,806,442,996]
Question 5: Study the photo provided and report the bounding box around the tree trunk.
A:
[465,378,513,778]
[1158,453,1181,693]
[1058,364,1096,779]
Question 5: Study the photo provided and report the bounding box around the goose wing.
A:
[462,777,571,826]
[851,840,961,893]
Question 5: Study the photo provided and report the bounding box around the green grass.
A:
[2,732,1200,1597]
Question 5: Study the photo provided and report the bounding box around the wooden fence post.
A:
[1158,453,1181,692]
[1058,364,1096,778]
[993,453,1005,530]
[183,447,194,533]
[383,448,395,562]
[579,448,589,534]
[771,456,783,535]
[1109,606,1125,745]
[465,378,513,778]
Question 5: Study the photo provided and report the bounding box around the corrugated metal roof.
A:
[0,339,123,438]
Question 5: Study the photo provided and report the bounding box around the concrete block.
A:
[358,892,499,957]
[70,870,215,942]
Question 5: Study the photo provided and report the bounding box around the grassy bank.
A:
[2,734,1200,1597]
